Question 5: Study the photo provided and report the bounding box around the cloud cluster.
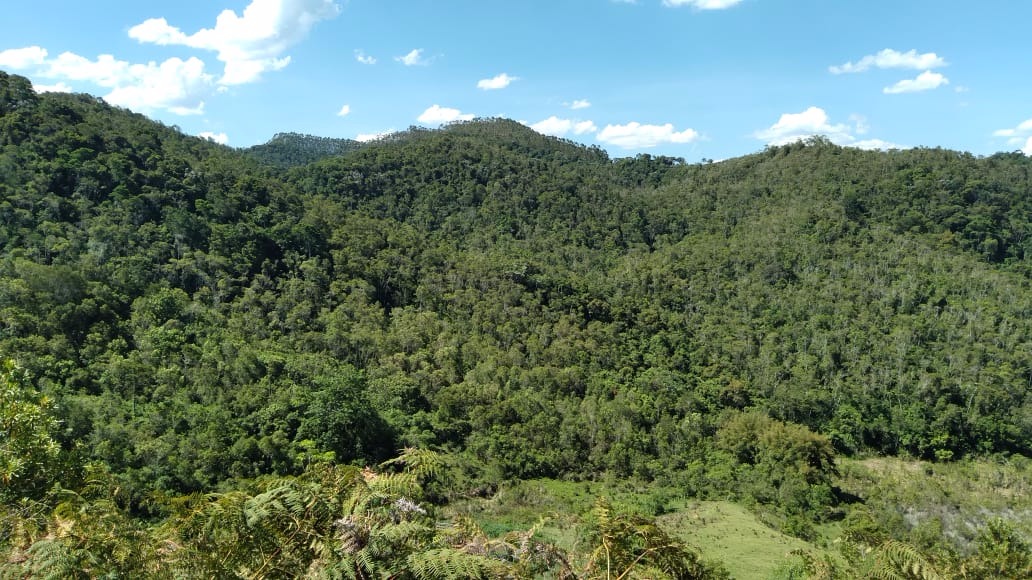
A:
[354,50,376,65]
[199,131,229,145]
[568,99,591,110]
[993,118,1032,155]
[755,106,902,150]
[522,115,698,150]
[356,130,395,142]
[0,46,48,69]
[395,49,429,66]
[129,0,340,85]
[829,49,946,74]
[32,81,72,94]
[0,46,214,115]
[529,117,597,137]
[662,0,744,9]
[0,0,339,116]
[477,73,518,90]
[597,122,699,148]
[883,71,948,94]
[418,104,474,124]
[830,48,950,95]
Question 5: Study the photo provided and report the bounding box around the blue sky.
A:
[1,0,1030,161]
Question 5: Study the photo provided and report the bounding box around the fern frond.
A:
[407,547,511,580]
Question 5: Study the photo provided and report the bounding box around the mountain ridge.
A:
[0,70,1029,495]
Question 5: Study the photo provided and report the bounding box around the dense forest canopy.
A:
[242,132,366,168]
[1,70,1031,577]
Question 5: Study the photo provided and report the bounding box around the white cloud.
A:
[569,99,591,110]
[33,81,72,94]
[103,57,214,115]
[851,139,904,151]
[830,49,947,74]
[755,106,904,150]
[530,116,570,136]
[0,46,48,69]
[574,120,598,135]
[527,117,598,138]
[597,122,699,149]
[993,118,1032,155]
[128,0,341,85]
[395,49,429,66]
[14,49,214,115]
[662,0,744,9]
[755,106,854,145]
[337,104,351,117]
[477,73,518,90]
[354,50,376,65]
[883,70,948,94]
[417,104,474,124]
[44,52,131,86]
[356,130,393,142]
[199,131,229,145]
[850,114,869,135]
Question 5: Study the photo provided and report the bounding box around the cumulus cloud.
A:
[337,104,351,117]
[199,131,229,145]
[0,46,48,69]
[993,118,1032,155]
[993,118,1032,138]
[851,139,904,151]
[395,49,429,66]
[354,50,376,65]
[356,130,394,142]
[662,0,744,9]
[528,116,597,137]
[417,104,474,124]
[754,106,853,145]
[597,122,699,149]
[883,70,948,94]
[128,0,340,85]
[829,49,947,74]
[477,73,518,90]
[575,120,598,135]
[569,99,591,110]
[755,106,903,150]
[100,56,213,115]
[33,81,72,94]
[4,47,214,115]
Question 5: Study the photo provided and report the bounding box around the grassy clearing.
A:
[445,457,1032,577]
[838,455,1032,549]
[446,478,833,578]
[657,500,832,579]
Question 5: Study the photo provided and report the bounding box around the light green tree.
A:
[0,358,61,502]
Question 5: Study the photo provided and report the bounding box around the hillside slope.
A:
[0,70,1029,504]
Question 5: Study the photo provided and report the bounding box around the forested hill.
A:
[242,132,365,168]
[1,67,1030,509]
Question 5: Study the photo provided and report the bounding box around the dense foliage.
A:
[242,132,365,168]
[1,70,1031,575]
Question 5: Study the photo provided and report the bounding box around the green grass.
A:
[444,457,1032,578]
[658,500,833,579]
[446,479,834,578]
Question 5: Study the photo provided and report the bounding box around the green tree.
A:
[0,358,62,502]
